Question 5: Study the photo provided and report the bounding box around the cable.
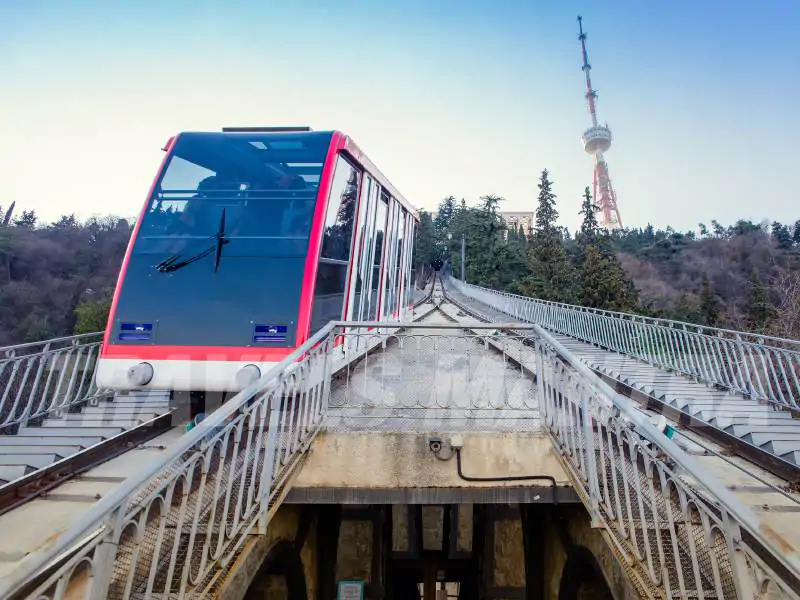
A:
[453,447,559,505]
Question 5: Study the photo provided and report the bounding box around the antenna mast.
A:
[576,15,623,229]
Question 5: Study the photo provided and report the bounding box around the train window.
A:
[405,216,416,309]
[381,200,399,319]
[347,174,377,321]
[392,208,406,316]
[310,155,360,334]
[133,131,331,257]
[369,193,388,321]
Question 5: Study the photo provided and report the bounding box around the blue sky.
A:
[1,0,797,233]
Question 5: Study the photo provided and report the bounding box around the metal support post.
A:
[461,234,465,282]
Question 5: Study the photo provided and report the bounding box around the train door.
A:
[401,212,416,318]
[372,192,389,322]
[392,208,406,318]
[381,199,400,325]
[308,154,360,337]
[343,172,378,355]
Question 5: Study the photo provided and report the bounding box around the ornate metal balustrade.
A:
[0,333,105,431]
[0,319,797,599]
[534,326,798,599]
[447,276,800,411]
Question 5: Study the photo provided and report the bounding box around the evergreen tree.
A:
[771,221,793,250]
[0,201,14,227]
[413,211,439,273]
[576,187,637,311]
[793,219,800,246]
[519,170,575,303]
[434,196,456,231]
[672,293,702,324]
[579,186,599,245]
[74,298,112,334]
[13,209,37,229]
[699,272,720,326]
[744,268,776,333]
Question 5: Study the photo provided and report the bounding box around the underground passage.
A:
[240,503,618,600]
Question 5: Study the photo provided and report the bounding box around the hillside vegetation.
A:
[415,171,800,340]
[0,204,131,345]
[1,179,798,347]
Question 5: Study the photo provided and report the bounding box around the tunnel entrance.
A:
[388,560,478,600]
[242,502,619,600]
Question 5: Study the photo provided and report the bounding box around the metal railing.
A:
[327,323,540,431]
[0,333,106,431]
[447,276,800,410]
[532,325,799,599]
[1,317,797,599]
[0,323,334,600]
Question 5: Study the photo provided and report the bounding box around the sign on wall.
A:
[337,580,365,600]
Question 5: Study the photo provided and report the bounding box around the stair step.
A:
[17,426,124,438]
[40,418,141,428]
[0,465,31,482]
[762,441,800,458]
[80,406,165,417]
[745,432,800,447]
[701,409,791,421]
[669,396,755,410]
[0,445,82,456]
[0,436,103,447]
[713,415,793,428]
[0,454,61,468]
[102,398,171,407]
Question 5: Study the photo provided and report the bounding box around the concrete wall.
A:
[544,506,642,600]
[293,431,570,489]
[218,505,318,600]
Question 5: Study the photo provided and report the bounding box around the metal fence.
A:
[0,333,105,431]
[534,327,798,599]
[0,319,797,599]
[327,323,540,431]
[447,276,800,411]
[0,323,334,600]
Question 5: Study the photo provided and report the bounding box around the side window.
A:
[310,155,360,334]
[392,208,406,315]
[369,193,388,321]
[403,215,415,309]
[348,175,377,320]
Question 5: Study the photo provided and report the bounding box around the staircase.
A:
[0,390,171,485]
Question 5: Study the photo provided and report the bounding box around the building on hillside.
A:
[429,210,535,238]
[501,212,535,238]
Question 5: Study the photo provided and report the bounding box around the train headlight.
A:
[235,364,261,389]
[127,362,154,387]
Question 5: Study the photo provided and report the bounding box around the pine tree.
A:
[771,221,793,250]
[699,272,720,326]
[534,169,558,234]
[744,268,776,333]
[13,210,37,229]
[521,170,576,303]
[576,187,637,311]
[793,219,800,246]
[434,196,456,231]
[2,201,15,227]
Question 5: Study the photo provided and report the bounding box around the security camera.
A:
[428,437,443,453]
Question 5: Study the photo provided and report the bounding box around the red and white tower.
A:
[577,16,623,229]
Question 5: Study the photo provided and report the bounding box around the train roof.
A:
[168,127,418,219]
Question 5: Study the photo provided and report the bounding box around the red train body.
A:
[96,127,419,393]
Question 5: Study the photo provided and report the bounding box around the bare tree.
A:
[769,270,800,340]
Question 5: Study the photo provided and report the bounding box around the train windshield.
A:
[133,131,333,259]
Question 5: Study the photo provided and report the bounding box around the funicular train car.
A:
[96,126,419,415]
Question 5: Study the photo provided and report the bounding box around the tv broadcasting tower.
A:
[577,15,623,229]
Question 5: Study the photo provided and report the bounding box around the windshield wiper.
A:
[155,209,230,273]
